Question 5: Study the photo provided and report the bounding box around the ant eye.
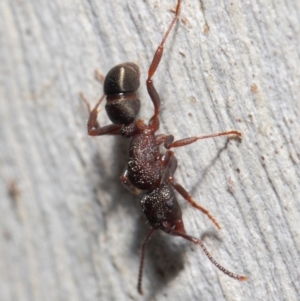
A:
[156,212,164,220]
[166,199,174,208]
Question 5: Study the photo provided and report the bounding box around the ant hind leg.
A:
[79,93,122,136]
[147,0,182,124]
[94,70,105,83]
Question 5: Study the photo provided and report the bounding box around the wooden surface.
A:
[1,0,299,300]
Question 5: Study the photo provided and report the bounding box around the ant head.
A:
[140,183,186,234]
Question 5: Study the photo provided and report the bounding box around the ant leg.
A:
[170,230,247,281]
[80,92,104,116]
[159,130,242,149]
[120,169,142,195]
[155,131,241,149]
[166,151,221,229]
[147,0,181,123]
[94,70,105,83]
[80,70,105,118]
[80,93,122,136]
[137,228,156,295]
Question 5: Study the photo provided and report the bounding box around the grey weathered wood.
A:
[1,0,299,300]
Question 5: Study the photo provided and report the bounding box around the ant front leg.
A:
[147,0,181,126]
[80,93,122,136]
[164,151,221,230]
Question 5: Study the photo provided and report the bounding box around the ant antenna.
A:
[137,228,156,295]
[173,231,248,281]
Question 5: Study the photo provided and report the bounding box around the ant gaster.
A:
[81,0,247,294]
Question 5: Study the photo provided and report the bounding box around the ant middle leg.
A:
[147,0,182,123]
[156,130,242,150]
[163,151,221,230]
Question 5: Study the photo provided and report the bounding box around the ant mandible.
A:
[80,0,247,294]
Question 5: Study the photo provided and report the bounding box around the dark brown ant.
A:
[80,0,247,294]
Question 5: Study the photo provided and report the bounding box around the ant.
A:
[80,0,247,294]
